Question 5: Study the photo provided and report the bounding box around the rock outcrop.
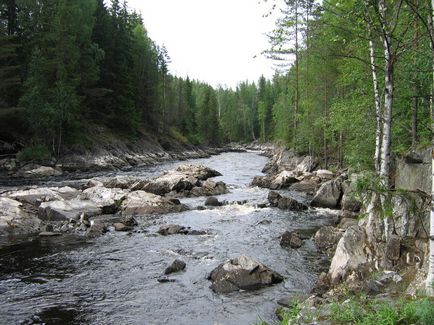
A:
[311,180,342,209]
[121,191,187,215]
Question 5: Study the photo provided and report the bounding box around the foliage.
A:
[16,144,50,162]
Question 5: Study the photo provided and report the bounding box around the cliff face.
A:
[326,149,431,295]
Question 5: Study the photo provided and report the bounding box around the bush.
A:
[16,144,51,162]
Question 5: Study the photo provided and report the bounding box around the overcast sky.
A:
[127,0,278,89]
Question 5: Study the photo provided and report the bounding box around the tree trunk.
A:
[367,21,383,175]
[324,82,328,169]
[411,96,418,149]
[378,0,394,189]
[293,0,299,150]
[427,0,434,296]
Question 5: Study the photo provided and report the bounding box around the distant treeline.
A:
[1,0,432,173]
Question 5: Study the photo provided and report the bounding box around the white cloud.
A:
[127,0,277,88]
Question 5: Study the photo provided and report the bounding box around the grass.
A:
[256,296,434,325]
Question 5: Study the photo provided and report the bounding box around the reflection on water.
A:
[0,152,337,325]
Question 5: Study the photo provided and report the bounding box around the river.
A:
[0,151,337,325]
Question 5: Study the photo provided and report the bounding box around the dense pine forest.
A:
[0,0,433,173]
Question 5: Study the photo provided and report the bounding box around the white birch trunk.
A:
[426,0,434,296]
[367,21,383,175]
[378,0,393,189]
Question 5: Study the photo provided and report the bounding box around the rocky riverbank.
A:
[256,148,432,323]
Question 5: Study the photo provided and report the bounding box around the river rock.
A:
[289,180,320,195]
[270,171,299,189]
[280,231,303,248]
[121,191,187,215]
[174,164,221,180]
[205,196,222,207]
[5,186,79,206]
[143,171,198,195]
[113,223,133,232]
[121,215,138,227]
[38,199,102,221]
[82,186,129,211]
[208,255,284,293]
[268,191,282,207]
[164,259,186,274]
[103,176,138,189]
[158,224,189,236]
[314,226,343,254]
[277,197,308,211]
[19,165,63,178]
[0,198,41,235]
[311,180,342,209]
[190,180,227,197]
[86,220,107,237]
[268,191,308,211]
[251,175,272,188]
[329,225,369,284]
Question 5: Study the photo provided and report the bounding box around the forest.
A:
[0,0,433,175]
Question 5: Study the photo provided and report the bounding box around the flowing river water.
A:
[0,151,338,325]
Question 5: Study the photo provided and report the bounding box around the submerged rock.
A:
[208,255,283,293]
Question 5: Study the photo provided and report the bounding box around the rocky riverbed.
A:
[0,148,366,324]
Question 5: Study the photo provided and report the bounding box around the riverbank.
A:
[254,147,433,324]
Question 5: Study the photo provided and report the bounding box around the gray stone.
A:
[311,180,342,209]
[164,259,186,274]
[289,180,320,195]
[205,196,222,206]
[208,255,283,293]
[280,231,303,249]
[277,197,308,211]
[385,234,401,262]
[86,221,107,237]
[0,198,41,236]
[113,223,133,232]
[314,226,343,254]
[395,149,431,193]
[329,225,369,284]
[121,191,187,216]
[38,199,101,221]
[158,224,189,236]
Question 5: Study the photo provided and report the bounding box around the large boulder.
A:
[329,225,370,284]
[4,186,80,206]
[121,191,187,215]
[143,171,198,195]
[82,186,129,209]
[157,224,189,236]
[208,255,284,293]
[311,180,342,209]
[0,198,41,236]
[38,199,102,221]
[164,259,186,274]
[289,180,320,196]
